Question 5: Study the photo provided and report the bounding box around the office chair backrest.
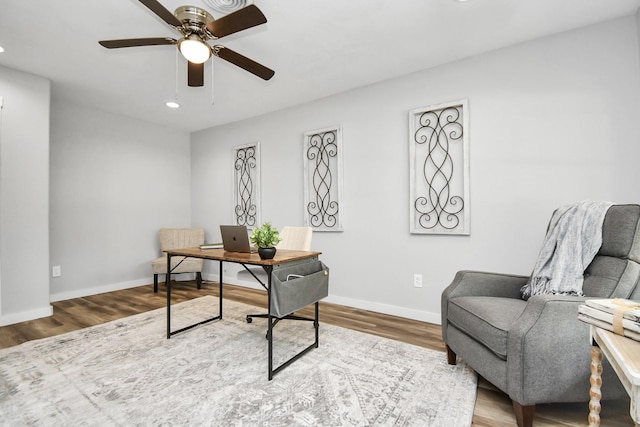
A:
[276,226,313,251]
[159,228,205,253]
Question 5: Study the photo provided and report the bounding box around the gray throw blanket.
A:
[520,200,614,299]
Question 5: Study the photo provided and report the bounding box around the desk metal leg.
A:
[166,254,222,338]
[314,301,319,347]
[268,300,320,380]
[166,254,172,339]
[242,258,323,380]
[219,260,223,318]
[266,266,274,380]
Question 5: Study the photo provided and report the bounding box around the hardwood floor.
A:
[0,280,633,426]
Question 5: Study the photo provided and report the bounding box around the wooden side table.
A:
[589,326,640,426]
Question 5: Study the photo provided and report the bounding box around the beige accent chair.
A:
[151,228,205,292]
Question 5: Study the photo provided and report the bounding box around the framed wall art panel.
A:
[232,142,261,228]
[303,126,343,232]
[409,100,469,235]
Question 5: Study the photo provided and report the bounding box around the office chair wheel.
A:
[246,316,252,323]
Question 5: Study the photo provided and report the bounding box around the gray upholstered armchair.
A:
[441,204,640,427]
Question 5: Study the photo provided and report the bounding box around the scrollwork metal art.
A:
[304,127,342,231]
[234,144,259,227]
[410,101,469,234]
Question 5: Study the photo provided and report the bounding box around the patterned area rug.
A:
[0,296,476,426]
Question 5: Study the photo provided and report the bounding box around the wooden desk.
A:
[164,247,323,380]
[166,247,321,265]
[589,326,640,426]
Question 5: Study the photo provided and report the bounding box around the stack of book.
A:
[578,298,640,342]
[200,242,223,250]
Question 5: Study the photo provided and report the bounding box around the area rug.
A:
[0,296,476,426]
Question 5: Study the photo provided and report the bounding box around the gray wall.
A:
[49,101,192,301]
[191,17,640,323]
[0,65,51,325]
[637,7,640,66]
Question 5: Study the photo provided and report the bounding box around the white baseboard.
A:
[0,305,53,327]
[41,273,440,327]
[204,273,441,325]
[5,276,195,326]
[50,278,152,302]
[323,294,441,325]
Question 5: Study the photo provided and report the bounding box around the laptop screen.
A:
[220,225,256,253]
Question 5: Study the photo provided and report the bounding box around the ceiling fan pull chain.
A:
[174,49,180,103]
[211,60,215,105]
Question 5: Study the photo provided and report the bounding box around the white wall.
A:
[0,65,52,325]
[49,101,192,301]
[637,8,640,70]
[191,17,640,323]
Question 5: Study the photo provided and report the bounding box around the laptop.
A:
[220,225,257,253]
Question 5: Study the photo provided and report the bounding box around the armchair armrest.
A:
[441,270,528,335]
[505,294,610,405]
[443,270,529,299]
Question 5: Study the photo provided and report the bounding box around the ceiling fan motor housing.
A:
[175,6,216,40]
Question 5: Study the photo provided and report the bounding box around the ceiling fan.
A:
[99,0,274,87]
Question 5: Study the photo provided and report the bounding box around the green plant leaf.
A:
[249,222,282,248]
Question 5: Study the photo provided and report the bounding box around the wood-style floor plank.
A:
[0,280,633,426]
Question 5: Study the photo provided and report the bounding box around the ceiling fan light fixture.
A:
[178,36,211,64]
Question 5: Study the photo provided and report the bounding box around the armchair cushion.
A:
[448,296,527,360]
[582,256,627,297]
[600,204,640,258]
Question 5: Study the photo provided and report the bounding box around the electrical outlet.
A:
[413,273,423,288]
[52,266,61,277]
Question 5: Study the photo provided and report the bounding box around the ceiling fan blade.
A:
[206,5,267,39]
[99,37,176,49]
[138,0,182,28]
[213,46,274,80]
[188,62,205,87]
[214,46,274,80]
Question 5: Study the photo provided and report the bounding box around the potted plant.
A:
[250,222,282,259]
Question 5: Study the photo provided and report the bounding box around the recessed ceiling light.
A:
[0,46,5,53]
[166,101,180,109]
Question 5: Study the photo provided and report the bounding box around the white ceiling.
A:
[1,0,639,132]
